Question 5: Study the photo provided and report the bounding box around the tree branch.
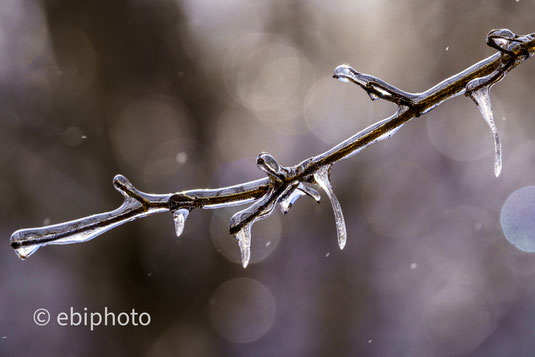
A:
[10,29,535,266]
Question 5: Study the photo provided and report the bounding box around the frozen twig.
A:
[10,29,535,267]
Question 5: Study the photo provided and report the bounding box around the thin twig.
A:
[10,29,535,265]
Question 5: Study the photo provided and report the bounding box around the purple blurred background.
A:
[2,0,535,356]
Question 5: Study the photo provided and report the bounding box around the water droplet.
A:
[325,252,330,257]
[172,208,190,237]
[314,166,347,249]
[445,46,449,51]
[410,262,418,269]
[469,86,502,177]
[368,339,373,344]
[43,217,51,226]
[265,241,271,247]
[234,226,252,268]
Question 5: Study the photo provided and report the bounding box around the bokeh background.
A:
[1,0,535,356]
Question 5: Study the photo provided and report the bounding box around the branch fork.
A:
[9,29,535,267]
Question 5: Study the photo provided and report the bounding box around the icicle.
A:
[314,166,347,250]
[280,188,305,214]
[234,225,252,268]
[279,183,321,214]
[229,184,292,268]
[172,208,190,237]
[469,86,502,177]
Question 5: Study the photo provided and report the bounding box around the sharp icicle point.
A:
[172,208,190,237]
[314,166,347,250]
[470,86,502,177]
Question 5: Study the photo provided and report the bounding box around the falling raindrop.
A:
[172,208,190,237]
[469,86,502,177]
[314,165,347,249]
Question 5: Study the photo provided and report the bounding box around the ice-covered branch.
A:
[9,29,535,267]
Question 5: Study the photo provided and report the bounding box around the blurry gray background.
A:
[1,0,535,356]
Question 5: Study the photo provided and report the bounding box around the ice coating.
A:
[10,175,168,260]
[314,166,347,250]
[8,29,535,263]
[333,64,354,83]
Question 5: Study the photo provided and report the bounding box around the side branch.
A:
[10,29,535,265]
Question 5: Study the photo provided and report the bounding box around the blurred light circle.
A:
[50,24,96,94]
[501,186,535,252]
[418,206,494,285]
[142,138,200,189]
[236,52,301,112]
[304,75,373,145]
[424,284,492,355]
[426,97,504,162]
[223,33,314,133]
[179,0,261,71]
[211,207,282,266]
[113,95,194,170]
[209,278,275,343]
[362,160,444,239]
[213,106,296,164]
[63,126,84,147]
